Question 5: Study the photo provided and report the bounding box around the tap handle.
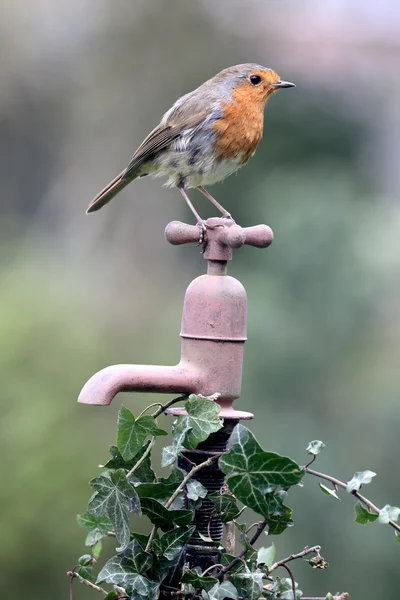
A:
[227,224,273,249]
[165,218,273,260]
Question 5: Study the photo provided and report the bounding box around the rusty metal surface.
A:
[78,218,273,416]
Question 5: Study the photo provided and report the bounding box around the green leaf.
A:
[103,443,156,483]
[354,502,379,524]
[325,594,334,600]
[220,425,304,517]
[378,504,400,524]
[257,543,276,567]
[346,470,376,493]
[140,497,193,531]
[220,553,245,575]
[92,540,102,560]
[131,532,150,549]
[395,532,400,544]
[161,445,180,467]
[97,540,157,596]
[76,565,93,581]
[186,478,208,501]
[88,469,141,551]
[77,512,113,546]
[265,493,293,535]
[198,532,224,548]
[319,483,340,500]
[153,526,195,560]
[78,554,92,566]
[117,405,167,461]
[208,581,238,600]
[104,593,119,600]
[307,440,325,455]
[136,467,184,500]
[209,492,241,523]
[181,569,218,592]
[269,577,302,599]
[172,396,223,450]
[231,567,263,600]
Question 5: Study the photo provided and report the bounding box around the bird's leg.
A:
[197,186,235,221]
[178,186,208,247]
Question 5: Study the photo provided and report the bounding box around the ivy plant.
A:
[68,394,399,600]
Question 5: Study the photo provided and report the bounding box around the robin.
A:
[86,63,295,237]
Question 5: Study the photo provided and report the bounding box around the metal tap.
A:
[78,217,273,417]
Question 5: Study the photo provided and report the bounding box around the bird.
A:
[86,63,295,236]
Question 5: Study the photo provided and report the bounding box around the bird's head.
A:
[216,63,295,108]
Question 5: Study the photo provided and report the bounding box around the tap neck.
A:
[207,260,228,276]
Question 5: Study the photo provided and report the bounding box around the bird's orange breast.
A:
[212,85,265,164]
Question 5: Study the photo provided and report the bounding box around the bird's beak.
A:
[272,80,296,89]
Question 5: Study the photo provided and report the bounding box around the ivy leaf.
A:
[221,553,245,575]
[198,532,224,549]
[89,470,141,551]
[172,396,223,450]
[153,526,195,561]
[325,594,334,600]
[140,498,193,531]
[181,568,218,592]
[346,470,376,493]
[92,540,102,560]
[161,445,180,467]
[117,405,167,461]
[208,581,238,600]
[103,443,156,484]
[104,593,119,600]
[131,532,150,549]
[354,502,379,524]
[265,493,293,535]
[78,554,93,566]
[378,505,400,524]
[395,532,400,544]
[231,567,263,600]
[257,543,276,567]
[306,440,325,455]
[77,512,113,546]
[270,577,302,599]
[319,483,340,500]
[76,565,93,581]
[97,540,157,596]
[209,492,241,523]
[186,479,208,501]
[220,425,304,517]
[136,467,184,500]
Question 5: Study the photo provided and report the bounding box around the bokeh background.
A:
[1,1,399,598]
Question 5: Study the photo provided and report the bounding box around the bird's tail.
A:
[86,170,132,214]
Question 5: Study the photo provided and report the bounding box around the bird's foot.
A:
[196,220,220,251]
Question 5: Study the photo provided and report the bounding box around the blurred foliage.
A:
[0,1,399,599]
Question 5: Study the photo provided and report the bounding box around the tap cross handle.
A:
[165,218,273,261]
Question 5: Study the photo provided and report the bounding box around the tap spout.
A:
[77,362,201,406]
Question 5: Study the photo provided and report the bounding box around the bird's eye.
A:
[249,74,262,86]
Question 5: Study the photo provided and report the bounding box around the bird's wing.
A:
[123,110,209,180]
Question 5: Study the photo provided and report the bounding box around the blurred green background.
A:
[1,1,399,598]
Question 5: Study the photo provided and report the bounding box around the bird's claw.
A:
[196,220,208,251]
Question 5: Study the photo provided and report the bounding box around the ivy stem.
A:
[137,403,164,419]
[245,522,259,535]
[152,395,189,419]
[126,437,155,479]
[281,563,296,599]
[201,563,224,577]
[269,545,321,573]
[219,519,268,579]
[144,454,220,553]
[67,570,107,596]
[145,525,158,553]
[165,454,220,509]
[306,467,400,534]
